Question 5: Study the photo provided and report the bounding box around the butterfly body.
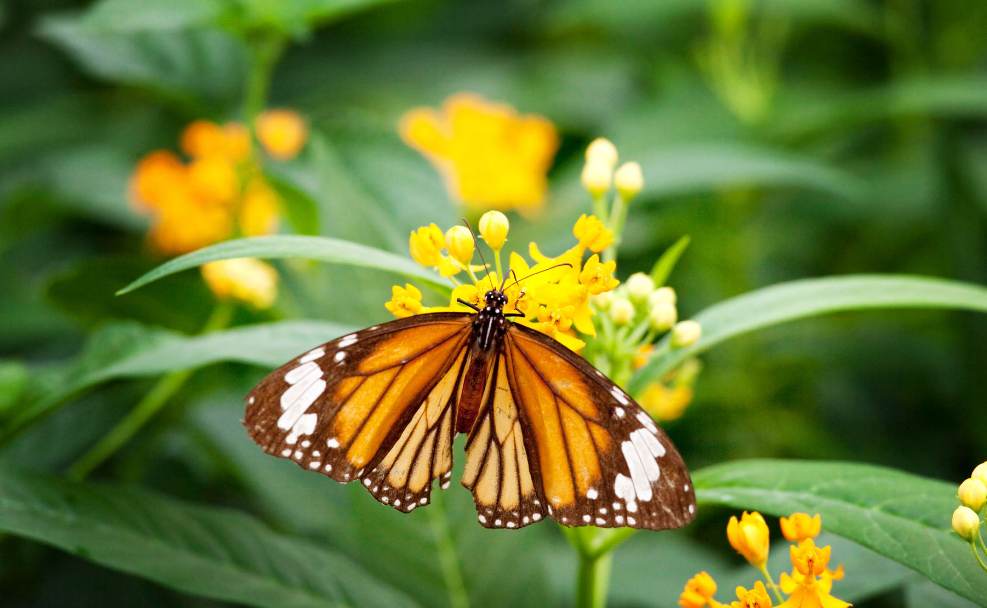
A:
[245,288,696,531]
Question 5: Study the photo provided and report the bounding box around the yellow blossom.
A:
[731,581,772,608]
[180,120,250,162]
[201,258,278,308]
[581,159,612,198]
[649,286,677,307]
[531,305,585,351]
[727,511,770,567]
[780,513,822,542]
[445,226,476,267]
[615,161,644,200]
[240,178,281,236]
[400,93,558,212]
[778,539,851,608]
[586,137,618,168]
[672,320,702,347]
[640,384,693,421]
[679,572,720,608]
[409,223,447,268]
[188,156,239,207]
[973,462,987,485]
[609,298,635,325]
[579,254,619,295]
[959,478,987,512]
[385,283,424,318]
[633,343,654,369]
[256,109,308,160]
[952,506,981,542]
[573,214,614,253]
[649,301,678,331]
[129,151,187,211]
[479,210,509,250]
[148,196,233,255]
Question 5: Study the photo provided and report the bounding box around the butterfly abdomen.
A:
[455,339,497,434]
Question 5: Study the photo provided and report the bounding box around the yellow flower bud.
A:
[581,159,612,198]
[385,283,424,318]
[188,156,239,206]
[648,286,676,308]
[959,478,987,512]
[641,384,692,421]
[445,226,475,267]
[952,506,981,542]
[585,137,618,168]
[256,109,308,160]
[626,272,655,302]
[479,210,509,250]
[779,513,822,542]
[409,223,445,267]
[649,302,677,331]
[201,258,278,309]
[573,214,615,252]
[671,320,702,347]
[973,462,987,485]
[614,161,643,200]
[727,511,770,567]
[609,298,635,325]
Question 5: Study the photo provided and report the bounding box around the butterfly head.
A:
[483,289,509,313]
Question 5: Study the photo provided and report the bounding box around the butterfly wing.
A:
[479,322,697,531]
[244,312,473,512]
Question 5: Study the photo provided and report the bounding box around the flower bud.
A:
[581,160,612,198]
[201,258,278,309]
[973,462,987,486]
[648,286,676,308]
[609,298,635,325]
[445,226,475,267]
[780,513,822,542]
[479,210,509,250]
[678,572,717,608]
[959,478,987,512]
[727,511,770,567]
[952,506,981,542]
[409,224,445,267]
[585,137,618,168]
[256,109,308,160]
[671,320,702,347]
[614,161,643,200]
[649,302,677,331]
[590,290,614,310]
[626,272,655,302]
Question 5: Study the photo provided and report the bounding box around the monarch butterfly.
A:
[244,272,696,531]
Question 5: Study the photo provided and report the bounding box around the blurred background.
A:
[2,0,986,606]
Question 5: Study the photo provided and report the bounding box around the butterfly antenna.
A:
[506,263,573,291]
[462,219,494,287]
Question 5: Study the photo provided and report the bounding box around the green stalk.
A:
[756,563,785,604]
[603,195,628,264]
[243,32,287,121]
[427,493,471,608]
[67,303,233,480]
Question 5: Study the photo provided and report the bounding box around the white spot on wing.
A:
[337,334,358,348]
[586,488,598,499]
[532,513,541,521]
[621,440,654,501]
[248,396,255,404]
[630,430,661,481]
[327,438,340,448]
[284,361,320,385]
[637,411,658,433]
[689,504,695,514]
[610,386,629,405]
[583,514,591,523]
[615,407,625,418]
[300,347,325,363]
[334,351,346,362]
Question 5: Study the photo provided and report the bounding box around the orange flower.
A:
[640,384,693,421]
[400,93,558,213]
[780,513,821,542]
[679,572,720,608]
[240,179,281,236]
[129,151,186,211]
[181,120,250,162]
[727,511,770,567]
[201,258,278,308]
[731,581,772,608]
[778,539,850,608]
[256,109,308,160]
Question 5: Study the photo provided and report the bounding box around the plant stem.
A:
[756,564,785,604]
[972,537,987,573]
[593,194,610,226]
[67,303,233,480]
[244,32,287,121]
[427,493,471,608]
[494,249,504,282]
[575,548,613,608]
[603,195,628,265]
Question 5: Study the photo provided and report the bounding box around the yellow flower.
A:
[633,343,654,370]
[409,223,447,268]
[615,161,644,201]
[529,305,585,351]
[573,214,614,253]
[148,195,233,255]
[399,93,559,212]
[727,511,770,567]
[609,298,635,326]
[672,320,703,347]
[385,283,424,318]
[445,226,475,267]
[640,384,693,421]
[679,572,720,608]
[240,178,281,237]
[479,210,509,250]
[959,478,987,512]
[973,462,987,486]
[780,513,822,542]
[581,159,612,198]
[778,539,851,608]
[952,506,981,542]
[188,156,239,207]
[180,120,250,162]
[649,301,678,331]
[731,581,772,608]
[201,258,278,308]
[256,109,308,160]
[586,137,618,168]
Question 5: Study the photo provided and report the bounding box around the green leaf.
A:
[0,361,28,417]
[0,464,421,608]
[694,460,987,606]
[116,235,449,295]
[638,144,868,202]
[231,0,407,37]
[267,174,320,237]
[1,320,353,447]
[630,275,987,393]
[79,0,225,32]
[649,235,690,287]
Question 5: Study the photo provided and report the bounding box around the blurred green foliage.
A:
[2,0,987,606]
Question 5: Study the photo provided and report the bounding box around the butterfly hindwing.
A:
[461,353,547,529]
[244,313,473,511]
[501,323,697,531]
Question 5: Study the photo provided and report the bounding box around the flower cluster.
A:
[399,93,559,213]
[951,461,987,572]
[680,511,850,608]
[391,210,620,351]
[129,110,307,308]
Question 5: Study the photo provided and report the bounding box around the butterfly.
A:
[244,278,696,530]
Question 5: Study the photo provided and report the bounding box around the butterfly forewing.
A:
[501,323,696,530]
[244,313,473,510]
